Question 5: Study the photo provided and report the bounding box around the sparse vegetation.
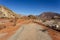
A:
[28,15,37,19]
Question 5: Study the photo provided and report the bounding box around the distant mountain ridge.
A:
[38,12,60,20]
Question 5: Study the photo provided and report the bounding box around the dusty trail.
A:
[0,19,34,40]
[8,23,52,40]
[0,19,60,40]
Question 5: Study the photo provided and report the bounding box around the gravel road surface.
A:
[8,23,52,40]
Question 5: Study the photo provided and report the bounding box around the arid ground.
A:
[0,19,60,40]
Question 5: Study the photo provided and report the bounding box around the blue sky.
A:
[0,0,60,15]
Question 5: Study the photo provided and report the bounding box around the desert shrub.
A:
[28,15,37,19]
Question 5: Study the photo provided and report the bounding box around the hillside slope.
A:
[38,12,60,20]
[0,5,22,18]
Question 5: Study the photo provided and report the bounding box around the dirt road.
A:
[8,23,52,40]
[0,19,60,40]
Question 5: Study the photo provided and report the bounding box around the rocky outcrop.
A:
[0,5,21,18]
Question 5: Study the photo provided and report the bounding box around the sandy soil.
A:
[0,19,59,40]
[8,23,52,40]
